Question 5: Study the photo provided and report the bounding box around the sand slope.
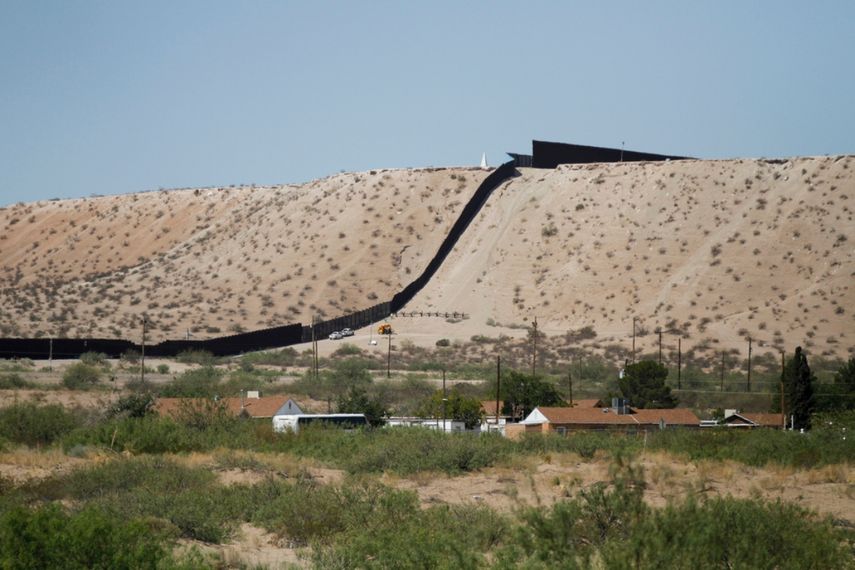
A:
[401,156,855,358]
[1,156,853,358]
[0,168,487,341]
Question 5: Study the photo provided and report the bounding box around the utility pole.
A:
[631,317,637,364]
[780,350,786,429]
[658,328,662,364]
[677,337,682,390]
[747,338,752,392]
[48,334,53,372]
[310,316,316,383]
[531,317,538,377]
[442,368,447,433]
[567,371,573,405]
[140,315,148,384]
[719,351,725,391]
[386,330,392,379]
[495,355,501,427]
[620,141,625,162]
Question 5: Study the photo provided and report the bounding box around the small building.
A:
[721,410,784,429]
[514,400,699,437]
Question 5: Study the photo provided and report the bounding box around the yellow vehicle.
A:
[378,323,393,335]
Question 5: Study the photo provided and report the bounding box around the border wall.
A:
[0,323,304,360]
[530,140,691,168]
[0,162,518,359]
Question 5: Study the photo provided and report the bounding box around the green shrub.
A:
[0,505,171,569]
[79,351,108,367]
[29,456,240,543]
[156,364,169,374]
[603,497,854,569]
[648,426,855,468]
[241,347,298,367]
[0,372,33,389]
[61,362,102,389]
[175,350,218,366]
[157,366,223,397]
[339,428,508,475]
[497,459,854,569]
[109,393,155,419]
[0,403,82,447]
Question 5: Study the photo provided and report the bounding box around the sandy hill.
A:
[0,168,487,342]
[1,156,853,360]
[398,156,855,360]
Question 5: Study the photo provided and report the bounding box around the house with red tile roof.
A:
[515,403,699,436]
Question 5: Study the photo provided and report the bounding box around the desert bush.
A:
[496,456,854,569]
[332,343,363,358]
[241,347,299,367]
[156,364,169,374]
[28,456,254,543]
[648,425,854,468]
[79,351,109,367]
[308,482,506,568]
[0,403,82,447]
[108,393,155,419]
[602,497,853,569]
[0,505,171,569]
[339,428,508,475]
[0,372,33,389]
[61,362,101,389]
[157,366,223,397]
[175,349,219,366]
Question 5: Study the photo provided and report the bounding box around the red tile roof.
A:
[535,406,699,426]
[570,399,603,408]
[741,413,784,427]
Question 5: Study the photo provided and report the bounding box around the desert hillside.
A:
[1,156,853,359]
[401,156,855,359]
[0,168,487,341]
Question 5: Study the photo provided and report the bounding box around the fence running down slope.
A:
[0,162,518,359]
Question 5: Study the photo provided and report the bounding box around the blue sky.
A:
[1,1,853,205]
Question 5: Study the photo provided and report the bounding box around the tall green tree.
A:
[501,371,565,420]
[337,386,387,427]
[618,360,677,409]
[777,346,816,430]
[415,389,484,429]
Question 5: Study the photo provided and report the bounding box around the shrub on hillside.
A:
[0,372,33,389]
[0,403,82,447]
[0,505,171,569]
[175,350,218,366]
[157,366,223,398]
[79,351,109,367]
[62,362,102,389]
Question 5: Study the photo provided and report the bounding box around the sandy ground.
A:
[386,452,855,524]
[2,446,852,569]
[400,157,855,360]
[1,157,851,361]
[0,167,487,342]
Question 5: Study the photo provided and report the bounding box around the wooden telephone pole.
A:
[531,317,538,377]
